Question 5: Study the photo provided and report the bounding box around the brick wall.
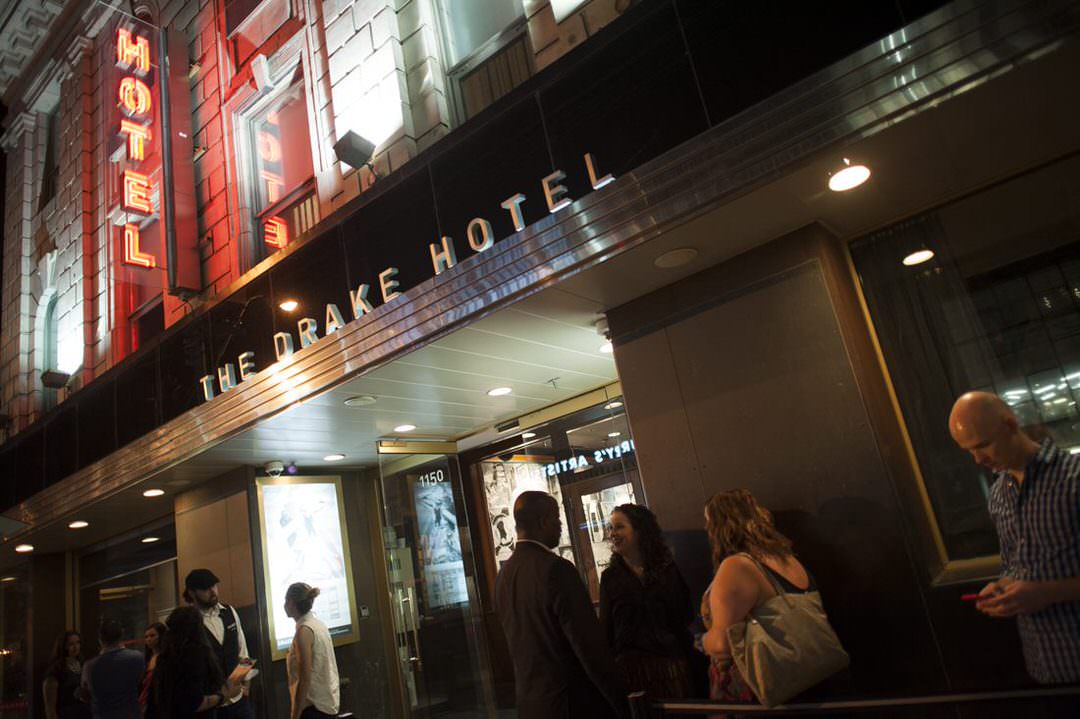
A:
[0,0,630,434]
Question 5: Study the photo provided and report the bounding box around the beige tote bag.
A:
[725,554,849,707]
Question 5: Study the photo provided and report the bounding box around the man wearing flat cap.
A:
[184,568,254,719]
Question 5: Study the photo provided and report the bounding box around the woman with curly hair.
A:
[599,503,696,698]
[699,489,814,703]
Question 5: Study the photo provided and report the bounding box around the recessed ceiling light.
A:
[522,432,536,439]
[608,431,622,438]
[279,299,299,312]
[599,341,613,354]
[14,544,33,554]
[323,453,346,461]
[141,536,160,544]
[0,576,15,583]
[344,395,377,407]
[394,424,416,433]
[604,401,623,410]
[487,387,512,397]
[902,249,935,266]
[828,159,871,192]
[143,489,165,498]
[653,247,698,269]
[68,520,89,529]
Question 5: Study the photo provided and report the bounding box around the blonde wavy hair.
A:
[704,489,793,569]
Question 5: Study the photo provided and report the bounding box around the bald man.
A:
[495,491,627,718]
[949,391,1080,683]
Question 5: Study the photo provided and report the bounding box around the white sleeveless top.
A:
[287,612,340,715]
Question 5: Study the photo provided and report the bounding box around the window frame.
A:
[230,29,318,271]
[436,9,533,126]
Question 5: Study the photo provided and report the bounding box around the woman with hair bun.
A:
[285,583,340,719]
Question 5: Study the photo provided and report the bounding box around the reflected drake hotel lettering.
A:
[198,152,615,401]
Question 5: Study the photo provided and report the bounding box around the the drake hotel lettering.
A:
[198,153,616,401]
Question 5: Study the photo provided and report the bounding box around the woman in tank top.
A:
[698,489,816,704]
[285,583,341,719]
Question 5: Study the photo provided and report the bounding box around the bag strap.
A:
[737,552,790,602]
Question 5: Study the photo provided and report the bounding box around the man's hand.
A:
[976,577,1054,617]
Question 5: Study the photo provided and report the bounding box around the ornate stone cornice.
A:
[59,35,94,81]
[0,111,37,151]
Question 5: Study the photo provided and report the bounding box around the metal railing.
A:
[628,685,1080,717]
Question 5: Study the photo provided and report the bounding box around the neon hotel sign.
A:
[197,153,616,401]
[115,27,158,268]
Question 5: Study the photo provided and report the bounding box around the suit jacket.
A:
[495,541,627,719]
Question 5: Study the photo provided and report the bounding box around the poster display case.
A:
[255,476,359,659]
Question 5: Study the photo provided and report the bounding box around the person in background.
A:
[495,491,627,719]
[81,618,145,719]
[285,583,340,719]
[599,504,696,698]
[183,569,254,719]
[147,606,252,719]
[44,631,91,719]
[699,489,817,703]
[139,623,167,714]
[949,391,1080,683]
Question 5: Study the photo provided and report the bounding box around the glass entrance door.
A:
[377,442,495,718]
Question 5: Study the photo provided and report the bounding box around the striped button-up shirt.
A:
[988,438,1080,683]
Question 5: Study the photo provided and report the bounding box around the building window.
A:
[38,107,60,211]
[851,155,1080,562]
[245,71,315,262]
[437,0,532,121]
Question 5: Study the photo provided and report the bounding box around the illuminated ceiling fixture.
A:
[279,299,299,312]
[142,489,165,498]
[654,247,698,269]
[604,401,623,410]
[323,453,346,461]
[608,431,622,438]
[394,424,416,433]
[827,158,871,192]
[487,387,512,397]
[902,249,935,266]
[599,341,613,354]
[14,544,33,554]
[68,520,89,529]
[344,395,377,407]
[141,536,160,544]
[522,432,536,439]
[0,576,15,583]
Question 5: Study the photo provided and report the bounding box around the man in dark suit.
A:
[495,491,627,718]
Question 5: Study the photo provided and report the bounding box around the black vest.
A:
[207,603,241,675]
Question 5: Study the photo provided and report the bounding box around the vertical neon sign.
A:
[116,26,157,268]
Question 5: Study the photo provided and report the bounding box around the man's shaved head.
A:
[949,391,1036,475]
[514,491,561,548]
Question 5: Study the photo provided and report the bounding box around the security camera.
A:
[264,461,285,478]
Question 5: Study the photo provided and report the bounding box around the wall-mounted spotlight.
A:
[42,370,71,389]
[333,130,377,177]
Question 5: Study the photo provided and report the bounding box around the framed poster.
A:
[255,476,359,659]
[411,463,469,609]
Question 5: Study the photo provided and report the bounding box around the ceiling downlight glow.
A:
[323,453,346,461]
[141,536,160,544]
[604,401,623,410]
[68,520,89,529]
[902,249,935,266]
[14,544,33,554]
[608,432,622,438]
[599,341,613,354]
[279,299,299,312]
[143,489,165,498]
[487,387,513,397]
[828,159,871,192]
[522,432,537,439]
[394,424,416,433]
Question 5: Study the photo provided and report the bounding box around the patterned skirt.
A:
[617,650,696,699]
